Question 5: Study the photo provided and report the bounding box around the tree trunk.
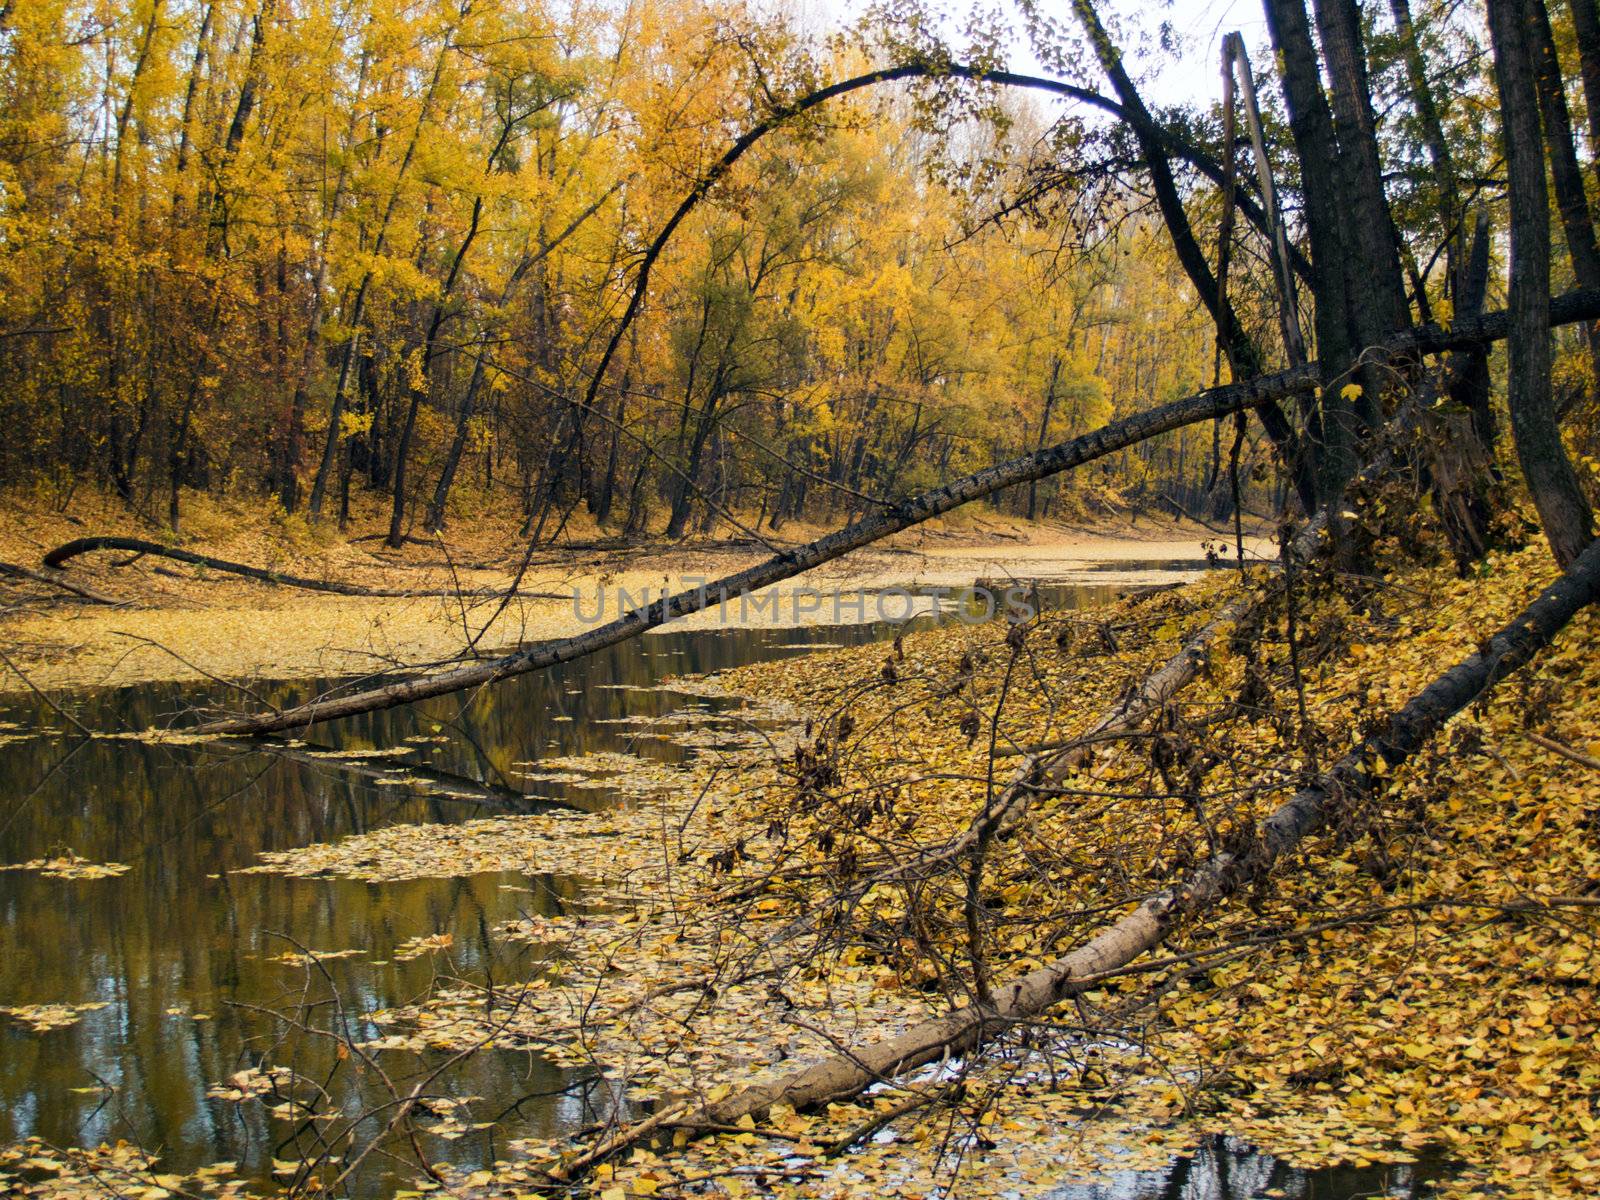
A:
[424,353,488,532]
[665,399,720,540]
[1027,359,1061,521]
[1422,211,1499,570]
[1527,0,1600,393]
[1491,0,1598,566]
[1567,0,1600,165]
[1387,0,1463,291]
[1311,0,1410,343]
[307,41,452,519]
[1262,0,1362,501]
[388,195,485,547]
[274,50,368,512]
[595,374,627,526]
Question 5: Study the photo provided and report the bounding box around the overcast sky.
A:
[792,0,1282,111]
[1142,0,1275,106]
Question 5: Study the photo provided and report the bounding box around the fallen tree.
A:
[0,559,127,606]
[190,288,1600,738]
[892,383,1431,889]
[546,531,1600,1180]
[40,536,564,601]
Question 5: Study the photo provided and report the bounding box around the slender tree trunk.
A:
[1567,0,1600,162]
[665,399,721,540]
[1225,34,1308,366]
[308,34,455,519]
[171,0,216,219]
[422,185,620,531]
[1387,0,1463,291]
[424,353,488,532]
[203,0,271,255]
[1490,0,1597,566]
[595,370,628,525]
[1027,358,1061,521]
[274,51,367,512]
[1527,0,1600,393]
[388,194,485,547]
[1423,211,1499,569]
[1454,212,1498,453]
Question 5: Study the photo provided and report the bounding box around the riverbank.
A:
[16,529,1572,1200]
[0,491,1267,692]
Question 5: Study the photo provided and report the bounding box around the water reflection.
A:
[1048,1134,1447,1198]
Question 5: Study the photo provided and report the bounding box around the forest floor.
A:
[0,490,1266,692]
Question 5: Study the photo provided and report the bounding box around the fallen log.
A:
[187,287,1600,739]
[549,533,1600,1178]
[40,536,564,601]
[0,559,127,606]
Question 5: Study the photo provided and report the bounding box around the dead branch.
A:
[1525,729,1600,769]
[39,536,565,600]
[0,558,127,605]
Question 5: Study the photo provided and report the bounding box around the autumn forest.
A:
[0,0,1252,543]
[3,0,1600,1198]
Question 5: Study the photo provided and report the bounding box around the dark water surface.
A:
[1048,1134,1449,1198]
[1,579,1439,1197]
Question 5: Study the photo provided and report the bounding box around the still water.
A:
[0,578,1441,1198]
